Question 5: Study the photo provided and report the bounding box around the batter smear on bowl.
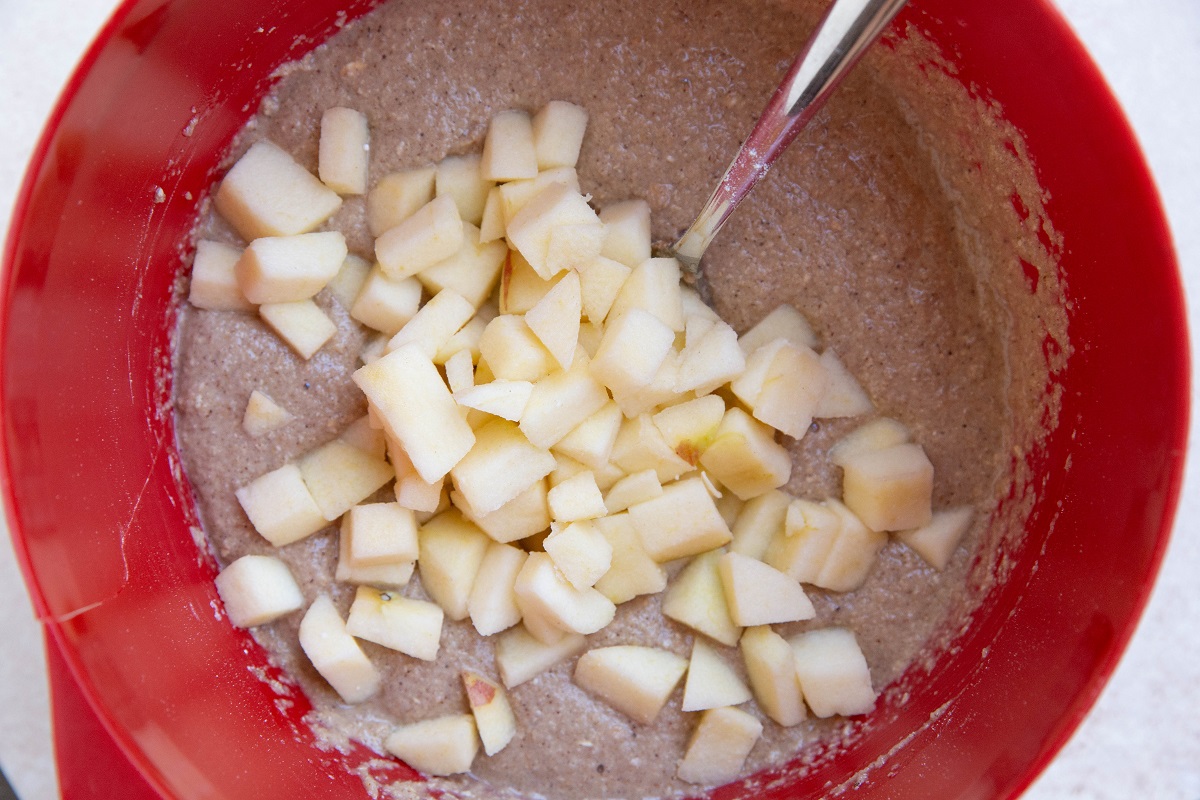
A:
[173,0,1069,797]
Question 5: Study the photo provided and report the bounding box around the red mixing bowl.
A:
[0,0,1189,798]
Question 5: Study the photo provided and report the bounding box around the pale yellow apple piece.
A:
[497,167,581,225]
[506,183,602,279]
[698,408,792,501]
[343,502,418,567]
[513,552,615,636]
[345,585,444,661]
[214,139,342,241]
[386,288,475,359]
[349,265,422,335]
[375,194,464,281]
[532,100,588,169]
[235,464,328,546]
[435,153,493,225]
[738,304,819,354]
[814,348,874,418]
[677,706,763,786]
[682,640,752,712]
[318,107,369,195]
[367,165,436,237]
[589,308,676,404]
[789,628,877,718]
[607,257,686,332]
[811,499,887,591]
[387,437,447,513]
[552,401,622,470]
[461,671,516,756]
[385,715,478,777]
[603,469,662,515]
[675,320,746,396]
[480,109,539,182]
[840,442,934,532]
[445,349,475,395]
[729,338,788,409]
[297,439,395,522]
[895,506,974,570]
[189,240,254,311]
[451,419,556,516]
[353,343,476,483]
[592,460,626,493]
[478,314,558,382]
[544,222,606,276]
[718,551,815,627]
[729,489,790,561]
[436,312,492,365]
[519,350,610,449]
[827,417,911,467]
[467,542,528,636]
[548,454,588,487]
[298,595,380,704]
[544,519,612,589]
[750,341,829,439]
[598,200,651,268]
[681,285,720,322]
[740,625,806,726]
[326,253,372,310]
[339,415,388,460]
[592,512,667,604]
[613,351,689,418]
[764,498,841,584]
[524,270,582,369]
[499,253,559,317]
[259,300,337,360]
[575,256,632,326]
[478,187,505,244]
[610,414,692,483]
[494,624,586,688]
[237,231,347,304]
[574,646,688,725]
[417,222,507,309]
[546,471,608,522]
[454,380,534,422]
[629,477,733,562]
[660,550,742,647]
[417,508,492,620]
[335,517,416,588]
[452,480,550,544]
[651,394,726,465]
[242,390,293,437]
[684,314,716,349]
[214,555,303,628]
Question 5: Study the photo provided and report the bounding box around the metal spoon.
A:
[672,0,910,282]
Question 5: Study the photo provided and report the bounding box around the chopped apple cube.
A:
[751,341,828,439]
[350,265,423,335]
[367,165,436,237]
[298,595,380,704]
[343,503,418,567]
[729,338,787,409]
[235,463,328,546]
[418,508,491,620]
[698,408,792,501]
[375,194,464,281]
[610,414,692,483]
[811,499,887,591]
[574,646,688,725]
[552,401,622,470]
[480,109,539,182]
[828,417,911,467]
[386,288,476,359]
[603,469,662,515]
[435,153,493,225]
[298,439,395,522]
[499,251,558,315]
[497,167,582,224]
[445,349,475,395]
[814,348,873,418]
[506,183,602,279]
[452,480,550,544]
[189,240,254,311]
[417,223,507,309]
[661,550,742,647]
[789,628,876,718]
[544,519,612,588]
[346,585,444,661]
[318,107,369,195]
[478,186,505,243]
[451,419,556,516]
[237,231,347,304]
[729,489,790,561]
[214,139,342,240]
[840,442,934,532]
[576,256,632,325]
[478,314,558,382]
[599,200,652,268]
[454,380,534,422]
[532,100,589,169]
[764,498,841,584]
[740,625,806,726]
[336,517,415,588]
[895,506,974,570]
[513,552,615,636]
[385,715,478,777]
[436,311,492,365]
[494,624,586,688]
[607,257,686,333]
[462,671,516,755]
[214,554,303,628]
[339,415,388,460]
[524,270,582,369]
[327,254,372,310]
[652,394,726,465]
[681,640,752,712]
[674,320,746,396]
[546,471,607,522]
[544,222,606,276]
[677,706,762,786]
[259,300,337,360]
[739,304,819,354]
[589,308,676,407]
[592,512,667,604]
[629,477,733,562]
[718,551,815,627]
[519,351,610,449]
[353,343,476,483]
[242,390,293,437]
[467,542,527,636]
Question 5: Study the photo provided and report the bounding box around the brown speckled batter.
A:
[174,0,1066,798]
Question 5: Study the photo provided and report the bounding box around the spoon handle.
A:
[673,0,909,272]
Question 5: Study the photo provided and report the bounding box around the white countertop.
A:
[1,1,1197,798]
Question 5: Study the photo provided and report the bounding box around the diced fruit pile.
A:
[198,101,976,786]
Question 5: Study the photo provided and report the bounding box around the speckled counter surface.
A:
[1,1,1196,798]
